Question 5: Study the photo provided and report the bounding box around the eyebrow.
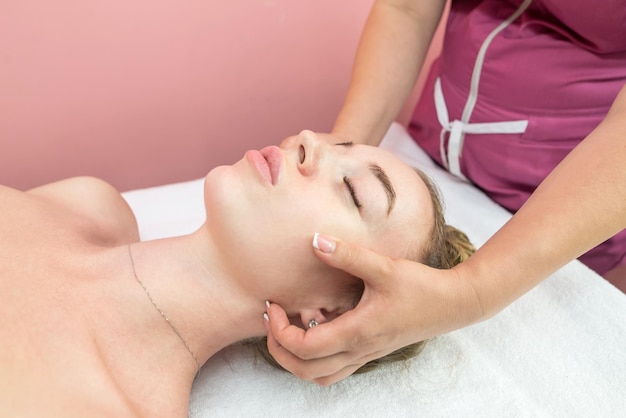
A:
[369,164,396,215]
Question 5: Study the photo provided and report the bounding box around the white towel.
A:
[123,123,626,417]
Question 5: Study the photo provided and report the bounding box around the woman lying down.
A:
[0,130,473,417]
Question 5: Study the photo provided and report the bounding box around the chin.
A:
[204,164,247,208]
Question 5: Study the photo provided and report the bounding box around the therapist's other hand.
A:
[265,233,481,386]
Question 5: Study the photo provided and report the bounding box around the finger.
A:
[312,232,395,290]
[266,302,359,359]
[265,302,360,380]
[265,301,307,354]
[310,345,404,386]
[312,363,364,386]
[265,324,358,382]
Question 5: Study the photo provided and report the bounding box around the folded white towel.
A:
[124,123,626,418]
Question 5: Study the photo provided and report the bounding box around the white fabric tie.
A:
[434,77,528,180]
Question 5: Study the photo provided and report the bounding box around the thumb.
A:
[312,232,394,290]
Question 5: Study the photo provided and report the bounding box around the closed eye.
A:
[343,176,362,209]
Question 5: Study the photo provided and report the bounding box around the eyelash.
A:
[343,176,362,209]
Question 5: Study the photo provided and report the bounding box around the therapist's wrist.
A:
[331,114,386,146]
[440,261,490,330]
[330,126,368,145]
[332,127,382,147]
[402,264,487,344]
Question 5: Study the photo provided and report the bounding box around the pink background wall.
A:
[1,1,445,192]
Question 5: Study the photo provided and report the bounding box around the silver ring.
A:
[308,319,318,328]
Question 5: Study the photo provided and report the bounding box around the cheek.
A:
[268,201,363,245]
[204,169,368,275]
[371,220,421,260]
[241,205,364,281]
[260,185,342,231]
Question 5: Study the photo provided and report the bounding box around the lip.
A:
[245,146,282,185]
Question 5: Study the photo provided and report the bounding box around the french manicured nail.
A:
[265,300,270,309]
[263,313,269,322]
[312,232,336,253]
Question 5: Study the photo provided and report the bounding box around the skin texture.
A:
[331,0,446,146]
[265,0,626,386]
[0,131,434,416]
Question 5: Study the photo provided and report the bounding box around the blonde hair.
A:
[246,168,475,374]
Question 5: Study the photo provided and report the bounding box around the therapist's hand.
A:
[264,233,482,386]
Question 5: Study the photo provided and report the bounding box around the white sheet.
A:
[123,123,626,417]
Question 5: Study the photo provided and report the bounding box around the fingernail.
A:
[265,300,270,309]
[263,313,269,322]
[312,232,336,253]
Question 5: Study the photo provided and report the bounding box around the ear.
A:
[296,307,347,330]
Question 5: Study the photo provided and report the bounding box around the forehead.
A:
[350,144,427,202]
[351,144,434,256]
[351,144,420,180]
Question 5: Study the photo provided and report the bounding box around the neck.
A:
[99,227,266,387]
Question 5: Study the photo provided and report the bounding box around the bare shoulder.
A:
[25,176,139,245]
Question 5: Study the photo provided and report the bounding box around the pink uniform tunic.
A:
[409,0,626,274]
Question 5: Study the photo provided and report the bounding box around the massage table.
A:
[123,123,626,417]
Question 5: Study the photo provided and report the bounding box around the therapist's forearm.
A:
[457,84,626,319]
[332,0,446,146]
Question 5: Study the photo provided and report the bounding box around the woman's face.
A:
[203,130,433,312]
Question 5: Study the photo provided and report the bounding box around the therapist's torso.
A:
[408,0,626,273]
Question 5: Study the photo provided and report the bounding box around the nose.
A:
[295,130,326,177]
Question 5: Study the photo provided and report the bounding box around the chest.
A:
[456,0,626,52]
[0,191,133,415]
[0,270,136,417]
